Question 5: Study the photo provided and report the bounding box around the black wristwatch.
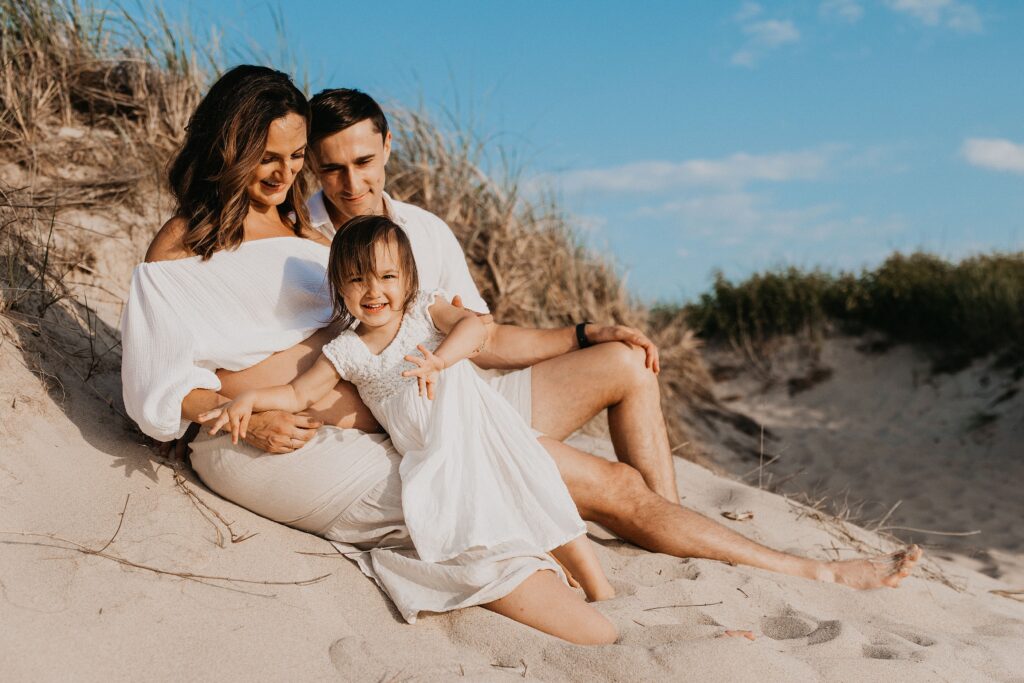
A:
[575,321,593,349]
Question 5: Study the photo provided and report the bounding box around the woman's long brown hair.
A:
[168,65,312,259]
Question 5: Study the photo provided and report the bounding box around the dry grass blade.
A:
[988,590,1024,603]
[643,601,724,611]
[0,530,331,592]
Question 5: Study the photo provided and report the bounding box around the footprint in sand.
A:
[862,643,904,660]
[862,634,925,661]
[806,620,843,645]
[760,609,843,645]
[329,636,385,679]
[760,614,816,640]
[893,630,937,647]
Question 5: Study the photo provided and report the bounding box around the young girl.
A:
[199,214,616,608]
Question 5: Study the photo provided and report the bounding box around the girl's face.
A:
[246,112,307,209]
[341,237,408,330]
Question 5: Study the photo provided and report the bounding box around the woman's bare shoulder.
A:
[145,217,194,263]
[298,224,331,246]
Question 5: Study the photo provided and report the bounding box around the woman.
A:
[121,65,617,644]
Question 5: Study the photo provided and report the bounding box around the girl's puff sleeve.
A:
[120,266,221,441]
[321,333,355,382]
[411,288,450,332]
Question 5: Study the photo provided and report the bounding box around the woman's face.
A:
[246,112,307,208]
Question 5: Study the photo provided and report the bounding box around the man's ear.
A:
[382,130,393,164]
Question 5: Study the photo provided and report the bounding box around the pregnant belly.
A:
[216,325,383,432]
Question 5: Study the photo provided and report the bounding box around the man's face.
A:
[313,119,392,225]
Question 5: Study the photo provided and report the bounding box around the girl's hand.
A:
[402,344,446,400]
[197,393,258,444]
[585,324,661,374]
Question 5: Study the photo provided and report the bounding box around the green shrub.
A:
[678,251,1024,364]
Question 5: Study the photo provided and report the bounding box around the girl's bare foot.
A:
[815,544,923,589]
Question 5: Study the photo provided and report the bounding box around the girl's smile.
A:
[340,237,411,336]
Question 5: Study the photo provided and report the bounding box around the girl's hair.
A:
[327,215,419,328]
[168,65,312,259]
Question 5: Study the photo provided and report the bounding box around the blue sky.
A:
[151,0,1024,302]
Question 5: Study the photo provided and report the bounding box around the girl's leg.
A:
[482,570,618,645]
[550,536,616,602]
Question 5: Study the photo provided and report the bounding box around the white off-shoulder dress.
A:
[322,290,586,566]
[121,237,564,623]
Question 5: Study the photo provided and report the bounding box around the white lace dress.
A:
[322,290,587,566]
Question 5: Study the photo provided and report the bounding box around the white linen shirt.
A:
[307,190,489,313]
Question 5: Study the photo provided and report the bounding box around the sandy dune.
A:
[2,339,1023,680]
[702,338,1024,588]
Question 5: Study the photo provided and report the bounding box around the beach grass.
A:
[675,251,1024,368]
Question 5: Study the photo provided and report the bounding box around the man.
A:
[293,87,921,590]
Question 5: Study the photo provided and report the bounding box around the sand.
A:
[701,338,1024,588]
[2,334,1024,681]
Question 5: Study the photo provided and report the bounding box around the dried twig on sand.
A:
[171,470,257,546]
[0,515,329,598]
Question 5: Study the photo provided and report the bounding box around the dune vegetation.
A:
[671,252,1024,371]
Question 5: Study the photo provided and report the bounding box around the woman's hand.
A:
[585,324,660,374]
[402,344,446,400]
[239,411,322,454]
[198,393,258,444]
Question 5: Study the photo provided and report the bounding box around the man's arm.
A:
[472,320,660,373]
[473,323,577,370]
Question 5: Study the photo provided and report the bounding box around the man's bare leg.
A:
[531,343,679,503]
[538,436,922,589]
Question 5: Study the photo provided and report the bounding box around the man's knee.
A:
[596,342,655,392]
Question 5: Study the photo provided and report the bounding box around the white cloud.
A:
[734,1,763,21]
[744,19,801,47]
[555,148,833,195]
[962,138,1024,174]
[885,0,982,32]
[730,4,800,67]
[820,0,864,23]
[640,192,906,248]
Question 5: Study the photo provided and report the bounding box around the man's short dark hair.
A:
[309,88,389,148]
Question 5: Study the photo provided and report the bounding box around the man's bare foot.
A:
[815,545,923,589]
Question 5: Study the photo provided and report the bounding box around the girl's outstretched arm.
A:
[428,298,488,368]
[402,298,487,399]
[199,355,340,442]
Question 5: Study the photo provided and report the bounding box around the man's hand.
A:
[450,294,494,326]
[235,410,322,454]
[586,324,661,374]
